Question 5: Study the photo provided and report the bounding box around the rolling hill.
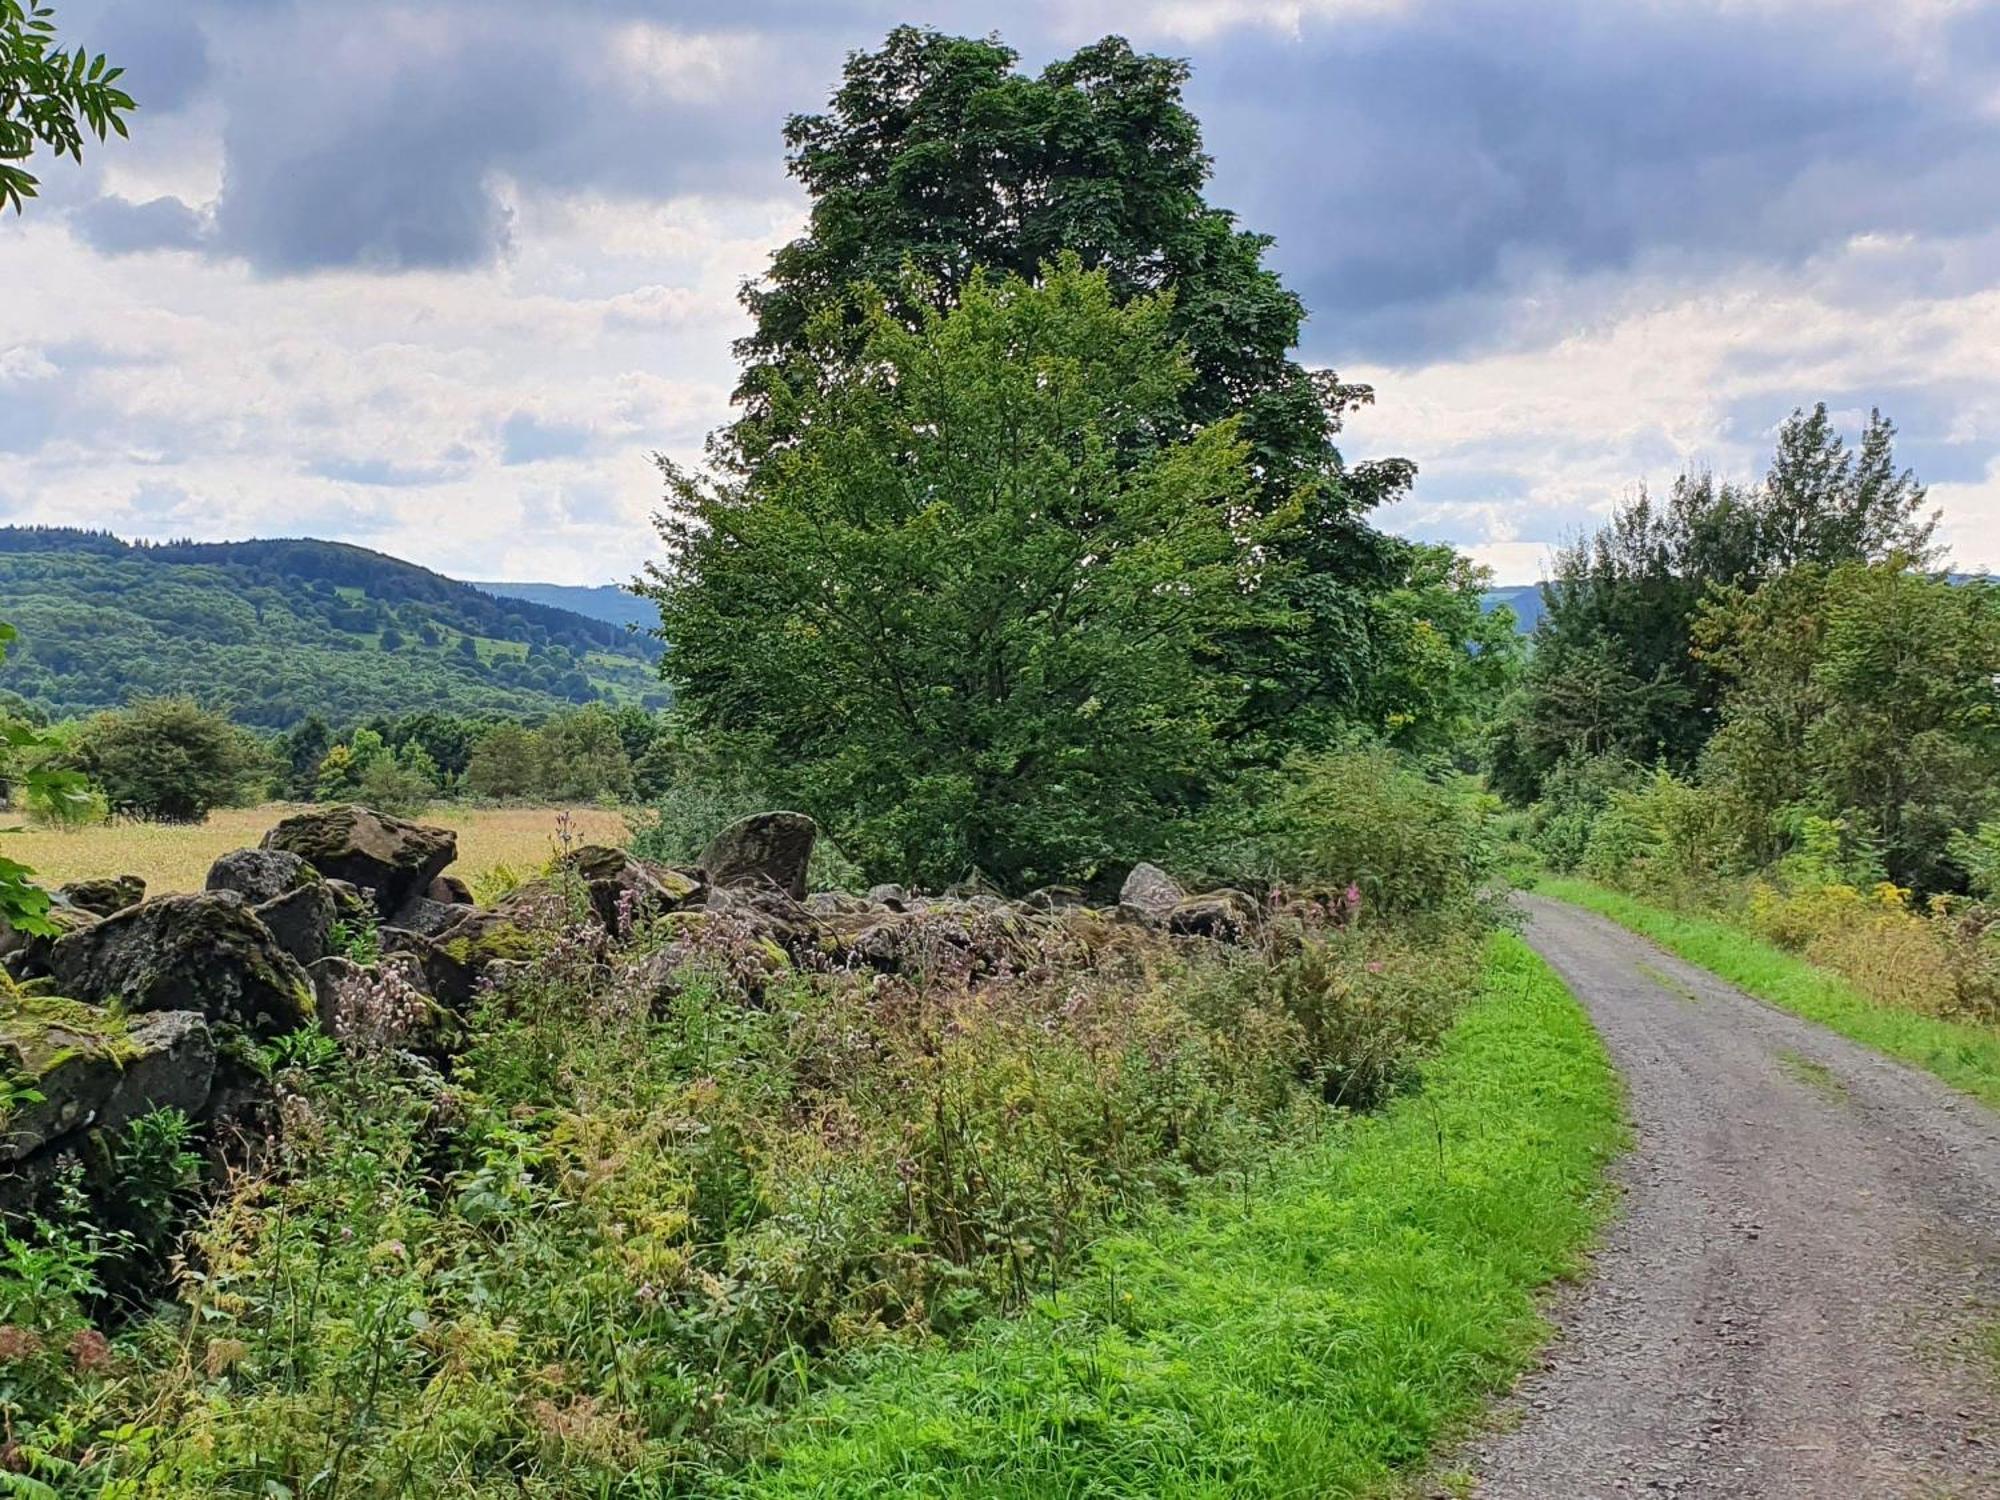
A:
[0,527,667,729]
[472,580,658,631]
[1481,584,1546,633]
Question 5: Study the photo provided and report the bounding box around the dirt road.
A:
[1469,896,2000,1498]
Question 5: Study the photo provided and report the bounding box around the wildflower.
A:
[331,966,430,1055]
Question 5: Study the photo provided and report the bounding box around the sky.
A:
[3,0,1997,586]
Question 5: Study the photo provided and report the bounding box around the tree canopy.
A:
[1489,405,1937,801]
[723,27,1417,744]
[648,260,1283,888]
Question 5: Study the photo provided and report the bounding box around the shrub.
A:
[1527,752,1638,873]
[79,697,263,821]
[355,752,434,817]
[1579,768,1738,898]
[1209,745,1495,917]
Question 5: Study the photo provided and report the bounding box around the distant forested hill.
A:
[0,527,667,729]
[471,580,657,631]
[1481,584,1546,634]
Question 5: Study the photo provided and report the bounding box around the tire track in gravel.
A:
[1466,895,2000,1499]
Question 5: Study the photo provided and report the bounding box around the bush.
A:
[1579,768,1738,897]
[79,696,263,821]
[1206,745,1495,917]
[1526,752,1638,874]
[355,752,434,817]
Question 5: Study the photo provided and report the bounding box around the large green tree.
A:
[647,260,1283,888]
[81,697,263,822]
[1,0,133,213]
[724,26,1413,741]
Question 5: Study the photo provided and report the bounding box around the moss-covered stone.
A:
[700,811,816,902]
[43,892,315,1039]
[261,804,457,916]
[0,994,214,1162]
[207,847,322,904]
[58,875,146,917]
[559,846,705,931]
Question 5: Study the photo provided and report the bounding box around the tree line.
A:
[1491,401,2000,904]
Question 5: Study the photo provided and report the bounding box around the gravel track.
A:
[1467,895,2000,1499]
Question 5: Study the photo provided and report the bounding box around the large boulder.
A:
[207,847,320,905]
[699,812,816,903]
[261,805,457,917]
[42,891,315,1038]
[559,845,704,933]
[254,882,337,968]
[1118,862,1186,922]
[58,875,146,918]
[0,996,214,1163]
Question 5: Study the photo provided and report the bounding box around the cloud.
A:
[1185,0,2000,362]
[4,0,1996,587]
[500,413,593,465]
[69,194,208,255]
[87,3,212,113]
[307,456,464,487]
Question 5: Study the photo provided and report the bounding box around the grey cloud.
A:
[70,194,208,255]
[68,0,2000,346]
[92,3,211,112]
[1183,0,2000,362]
[204,7,804,273]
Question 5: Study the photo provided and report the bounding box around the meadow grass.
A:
[1538,876,2000,1111]
[2,802,630,894]
[733,933,1624,1498]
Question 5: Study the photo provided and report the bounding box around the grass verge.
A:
[1538,876,2000,1112]
[734,933,1624,1498]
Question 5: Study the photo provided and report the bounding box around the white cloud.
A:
[1347,234,2000,581]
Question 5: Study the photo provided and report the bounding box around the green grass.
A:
[733,935,1625,1498]
[1538,876,2000,1111]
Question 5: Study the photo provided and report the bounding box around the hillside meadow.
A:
[4,803,630,894]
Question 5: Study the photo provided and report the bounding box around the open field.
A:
[4,803,632,894]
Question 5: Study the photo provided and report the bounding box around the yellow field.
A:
[4,804,632,896]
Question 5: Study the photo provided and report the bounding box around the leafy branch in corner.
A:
[0,0,134,214]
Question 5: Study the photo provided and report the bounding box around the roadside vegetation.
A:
[1486,392,2000,1077]
[1537,878,2000,1109]
[733,935,1620,1498]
